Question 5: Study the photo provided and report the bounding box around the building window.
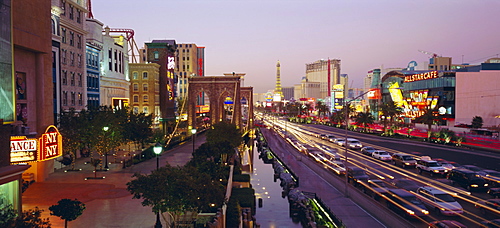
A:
[62,49,67,64]
[76,9,81,23]
[133,83,138,91]
[61,0,66,16]
[154,51,159,60]
[114,50,118,72]
[108,49,112,71]
[69,5,74,20]
[78,93,82,105]
[143,83,148,91]
[78,73,82,86]
[71,92,75,105]
[143,72,148,79]
[133,95,139,102]
[63,91,67,105]
[70,72,75,86]
[143,95,148,102]
[77,54,82,67]
[133,107,139,114]
[61,28,66,43]
[77,35,82,49]
[132,72,138,80]
[143,106,149,114]
[69,31,74,46]
[70,52,74,66]
[62,70,67,85]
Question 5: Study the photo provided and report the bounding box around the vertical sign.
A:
[39,125,62,161]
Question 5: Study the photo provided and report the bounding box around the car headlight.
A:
[405,163,410,165]
[422,210,429,215]
[471,184,479,188]
[433,170,440,173]
[484,184,489,187]
[406,210,415,215]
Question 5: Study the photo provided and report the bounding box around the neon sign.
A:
[10,136,38,163]
[10,125,63,164]
[404,71,438,83]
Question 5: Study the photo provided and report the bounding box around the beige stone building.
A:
[129,63,161,123]
[305,59,341,98]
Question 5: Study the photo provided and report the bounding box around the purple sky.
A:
[93,0,500,93]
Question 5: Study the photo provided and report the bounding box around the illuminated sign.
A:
[389,82,404,107]
[273,94,282,102]
[367,89,380,99]
[404,71,438,83]
[333,84,344,99]
[224,96,234,104]
[10,136,38,163]
[167,57,175,70]
[196,105,210,113]
[39,125,62,161]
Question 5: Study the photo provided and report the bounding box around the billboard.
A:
[0,0,14,123]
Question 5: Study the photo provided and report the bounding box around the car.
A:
[416,186,463,216]
[416,157,449,177]
[447,168,489,192]
[428,220,467,228]
[346,138,363,150]
[334,138,346,146]
[391,179,421,192]
[318,134,327,139]
[363,179,390,200]
[479,170,500,187]
[488,188,500,198]
[461,165,487,175]
[480,219,500,228]
[361,146,377,156]
[328,161,346,176]
[385,188,429,218]
[392,153,417,168]
[474,199,500,218]
[347,166,370,187]
[434,158,457,171]
[325,135,336,141]
[372,150,392,161]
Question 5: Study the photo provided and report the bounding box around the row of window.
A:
[61,49,83,67]
[132,83,151,92]
[108,48,125,73]
[133,95,149,103]
[62,91,83,106]
[132,106,149,115]
[132,71,149,80]
[60,0,82,24]
[61,70,83,87]
[61,28,82,49]
[86,52,99,69]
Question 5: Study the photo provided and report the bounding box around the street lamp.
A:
[153,142,163,228]
[343,89,377,198]
[103,126,110,170]
[191,128,197,153]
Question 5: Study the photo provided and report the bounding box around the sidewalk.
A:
[22,136,203,228]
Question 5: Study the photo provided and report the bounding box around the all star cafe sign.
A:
[10,125,62,164]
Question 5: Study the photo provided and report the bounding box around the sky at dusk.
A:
[93,0,500,93]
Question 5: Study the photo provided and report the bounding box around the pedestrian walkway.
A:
[22,136,202,228]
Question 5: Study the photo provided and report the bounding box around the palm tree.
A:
[414,107,439,140]
[379,101,403,135]
[471,116,483,129]
[354,111,375,132]
[316,101,329,118]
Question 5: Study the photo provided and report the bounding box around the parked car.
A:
[416,186,463,216]
[391,179,421,192]
[392,153,417,168]
[416,157,449,177]
[361,146,377,156]
[346,138,363,150]
[347,166,370,187]
[428,220,467,228]
[474,199,500,218]
[447,168,489,192]
[385,188,429,218]
[372,150,392,161]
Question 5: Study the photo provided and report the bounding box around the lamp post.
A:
[103,126,110,170]
[343,89,377,198]
[153,142,163,228]
[191,128,197,153]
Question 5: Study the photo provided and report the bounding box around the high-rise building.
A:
[59,0,88,111]
[51,1,63,124]
[145,40,177,131]
[84,17,103,109]
[100,27,129,109]
[305,59,341,99]
[282,87,294,101]
[175,43,205,102]
[129,63,161,125]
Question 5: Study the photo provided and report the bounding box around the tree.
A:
[49,199,85,228]
[353,111,375,132]
[122,110,154,150]
[379,101,403,135]
[126,164,225,226]
[414,107,440,140]
[471,116,483,129]
[206,122,242,149]
[8,207,51,228]
[316,101,329,118]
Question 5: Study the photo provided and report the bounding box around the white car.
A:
[346,138,363,150]
[372,150,392,161]
[334,138,346,146]
[416,186,463,216]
